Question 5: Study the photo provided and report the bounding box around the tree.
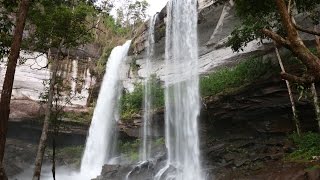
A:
[0,2,14,60]
[275,44,301,135]
[0,1,30,179]
[217,0,320,131]
[225,0,320,84]
[115,0,149,28]
[27,1,97,179]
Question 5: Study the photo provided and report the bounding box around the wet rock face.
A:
[0,48,98,107]
[119,110,165,138]
[92,71,320,179]
[122,0,271,91]
[202,75,318,137]
[200,75,319,179]
[93,156,168,180]
[122,0,316,91]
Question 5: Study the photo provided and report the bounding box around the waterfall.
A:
[79,40,131,179]
[157,0,203,179]
[140,14,158,162]
[71,59,78,95]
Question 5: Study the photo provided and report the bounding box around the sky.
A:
[98,0,169,17]
[146,0,169,16]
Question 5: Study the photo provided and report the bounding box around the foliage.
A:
[27,0,96,51]
[118,139,140,161]
[287,132,320,161]
[0,0,18,59]
[118,137,165,162]
[93,13,132,76]
[121,84,144,119]
[120,56,279,118]
[155,137,165,146]
[120,76,164,119]
[200,56,276,97]
[96,47,114,75]
[62,109,93,125]
[47,145,84,167]
[0,12,13,59]
[130,57,140,75]
[115,0,149,28]
[226,0,320,51]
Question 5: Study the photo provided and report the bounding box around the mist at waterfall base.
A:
[13,41,131,180]
[155,0,203,179]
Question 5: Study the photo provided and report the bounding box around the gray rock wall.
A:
[121,0,270,92]
[121,0,318,92]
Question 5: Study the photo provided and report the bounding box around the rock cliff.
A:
[121,0,316,92]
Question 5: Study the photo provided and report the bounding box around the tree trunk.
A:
[311,25,320,132]
[32,40,64,180]
[275,45,301,135]
[310,83,320,131]
[0,163,7,180]
[86,75,94,107]
[51,138,56,180]
[315,25,320,57]
[0,0,30,177]
[262,0,320,83]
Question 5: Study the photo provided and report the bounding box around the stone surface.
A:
[122,0,317,91]
[0,50,97,107]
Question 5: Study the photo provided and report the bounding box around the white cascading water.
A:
[156,0,203,179]
[71,59,78,95]
[79,40,131,179]
[140,13,158,162]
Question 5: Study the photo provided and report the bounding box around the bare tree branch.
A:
[280,72,314,84]
[294,24,320,36]
[261,28,291,48]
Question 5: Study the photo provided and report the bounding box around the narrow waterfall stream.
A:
[140,13,158,162]
[71,59,78,95]
[156,0,203,179]
[79,40,131,179]
[125,14,158,180]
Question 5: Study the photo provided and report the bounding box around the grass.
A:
[305,165,320,171]
[287,132,320,162]
[62,109,93,125]
[200,56,277,97]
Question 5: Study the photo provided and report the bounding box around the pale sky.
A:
[99,0,169,17]
[146,0,169,16]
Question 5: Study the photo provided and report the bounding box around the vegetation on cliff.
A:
[120,56,278,119]
[200,56,276,97]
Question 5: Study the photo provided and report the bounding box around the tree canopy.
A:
[218,0,320,84]
[226,0,320,51]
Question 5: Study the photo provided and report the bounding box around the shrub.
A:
[120,76,164,119]
[118,139,141,161]
[200,56,276,97]
[62,109,93,124]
